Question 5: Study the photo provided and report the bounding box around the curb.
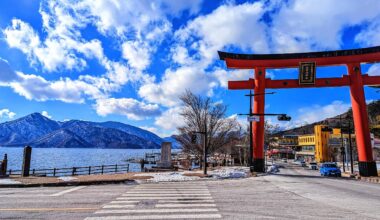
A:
[0,179,136,188]
[355,176,380,184]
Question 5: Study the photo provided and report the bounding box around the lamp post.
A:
[243,91,275,170]
[192,119,208,175]
[328,115,354,174]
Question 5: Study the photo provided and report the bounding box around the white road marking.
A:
[85,183,221,219]
[156,204,216,208]
[122,193,211,196]
[116,196,213,200]
[124,190,210,193]
[102,205,135,209]
[85,213,222,220]
[135,187,207,189]
[95,208,219,214]
[49,186,87,197]
[109,201,139,204]
[157,199,215,203]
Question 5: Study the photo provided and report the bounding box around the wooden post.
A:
[22,146,32,177]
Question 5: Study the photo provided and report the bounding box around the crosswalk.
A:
[84,182,221,220]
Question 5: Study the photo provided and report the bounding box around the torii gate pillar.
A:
[252,67,266,172]
[348,63,377,176]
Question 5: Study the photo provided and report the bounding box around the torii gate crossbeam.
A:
[219,46,380,177]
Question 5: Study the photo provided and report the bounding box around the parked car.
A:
[309,162,318,170]
[319,162,341,177]
[281,158,288,163]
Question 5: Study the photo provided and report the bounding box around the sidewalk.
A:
[0,173,152,187]
[0,166,252,187]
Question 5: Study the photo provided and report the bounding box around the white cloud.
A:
[94,98,161,120]
[41,111,52,119]
[271,0,380,52]
[0,109,16,120]
[174,2,269,66]
[2,18,102,72]
[368,64,380,76]
[122,41,151,71]
[355,16,380,47]
[8,71,106,103]
[0,58,113,103]
[212,68,252,88]
[297,101,351,124]
[265,101,352,130]
[154,106,185,131]
[139,66,217,107]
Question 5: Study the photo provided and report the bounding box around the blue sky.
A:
[0,0,379,137]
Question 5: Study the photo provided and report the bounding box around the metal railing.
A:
[7,164,129,177]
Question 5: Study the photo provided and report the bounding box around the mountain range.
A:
[0,113,177,149]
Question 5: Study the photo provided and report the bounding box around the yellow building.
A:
[295,125,356,163]
[297,134,315,161]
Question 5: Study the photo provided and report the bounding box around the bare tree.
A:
[175,90,240,164]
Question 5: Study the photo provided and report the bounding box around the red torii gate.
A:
[218,46,380,177]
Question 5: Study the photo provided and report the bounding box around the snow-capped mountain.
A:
[0,113,164,149]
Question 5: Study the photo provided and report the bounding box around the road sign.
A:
[247,116,260,122]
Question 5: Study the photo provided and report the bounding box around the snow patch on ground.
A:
[135,167,251,182]
[210,167,250,179]
[0,178,21,184]
[135,172,200,182]
[57,176,78,182]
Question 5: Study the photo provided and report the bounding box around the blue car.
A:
[320,163,341,177]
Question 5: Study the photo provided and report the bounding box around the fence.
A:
[7,164,129,177]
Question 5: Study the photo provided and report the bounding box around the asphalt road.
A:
[1,164,379,220]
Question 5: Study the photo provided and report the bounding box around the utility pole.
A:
[348,119,354,174]
[203,119,208,175]
[339,115,346,173]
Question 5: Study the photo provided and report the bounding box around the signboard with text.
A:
[299,62,316,85]
[247,116,260,122]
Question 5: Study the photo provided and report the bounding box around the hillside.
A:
[277,100,380,136]
[0,113,164,149]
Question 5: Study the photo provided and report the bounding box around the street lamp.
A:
[327,115,354,174]
[191,121,208,175]
[242,91,276,170]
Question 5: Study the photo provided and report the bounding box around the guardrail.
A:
[7,164,129,177]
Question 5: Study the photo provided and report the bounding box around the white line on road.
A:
[95,208,219,214]
[135,186,207,190]
[85,213,222,220]
[49,186,87,197]
[157,200,215,203]
[122,193,211,196]
[109,201,139,204]
[116,196,213,200]
[102,205,135,209]
[124,189,209,193]
[156,204,216,208]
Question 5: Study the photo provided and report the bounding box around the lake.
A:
[0,147,180,172]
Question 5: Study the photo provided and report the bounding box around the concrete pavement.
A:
[1,163,379,220]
